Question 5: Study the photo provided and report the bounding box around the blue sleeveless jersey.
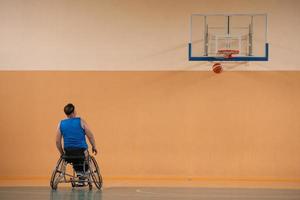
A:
[60,117,88,149]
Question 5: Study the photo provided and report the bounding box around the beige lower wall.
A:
[0,71,300,186]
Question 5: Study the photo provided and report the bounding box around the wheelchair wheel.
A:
[89,156,103,189]
[88,181,93,190]
[50,157,65,190]
[71,178,76,188]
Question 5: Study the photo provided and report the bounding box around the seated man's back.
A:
[60,117,88,150]
[56,103,98,175]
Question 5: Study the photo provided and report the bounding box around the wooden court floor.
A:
[0,187,300,200]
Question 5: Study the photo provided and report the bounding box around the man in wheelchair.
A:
[51,103,102,190]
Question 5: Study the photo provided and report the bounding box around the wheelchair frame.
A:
[50,153,103,190]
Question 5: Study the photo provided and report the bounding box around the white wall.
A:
[0,0,299,70]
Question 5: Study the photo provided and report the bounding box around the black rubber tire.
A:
[89,156,103,190]
[71,178,76,188]
[88,181,93,190]
[50,157,64,190]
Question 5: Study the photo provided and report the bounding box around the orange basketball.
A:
[212,63,222,74]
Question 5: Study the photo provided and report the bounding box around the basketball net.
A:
[217,49,239,59]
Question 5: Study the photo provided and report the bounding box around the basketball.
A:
[212,63,222,73]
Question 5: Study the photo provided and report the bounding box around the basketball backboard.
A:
[188,13,268,61]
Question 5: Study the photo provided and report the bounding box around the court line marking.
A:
[135,188,300,199]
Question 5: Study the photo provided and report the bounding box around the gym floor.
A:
[1,187,300,200]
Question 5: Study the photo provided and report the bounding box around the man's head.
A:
[64,103,76,118]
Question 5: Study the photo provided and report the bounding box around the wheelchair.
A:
[50,151,103,190]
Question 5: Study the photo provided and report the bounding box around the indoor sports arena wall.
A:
[0,0,300,187]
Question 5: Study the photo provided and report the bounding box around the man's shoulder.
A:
[61,117,81,121]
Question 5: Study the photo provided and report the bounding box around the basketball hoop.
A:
[211,50,239,74]
[218,49,239,59]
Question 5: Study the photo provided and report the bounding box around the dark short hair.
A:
[64,103,75,115]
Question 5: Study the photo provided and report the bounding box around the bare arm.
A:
[81,119,98,155]
[56,124,64,155]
